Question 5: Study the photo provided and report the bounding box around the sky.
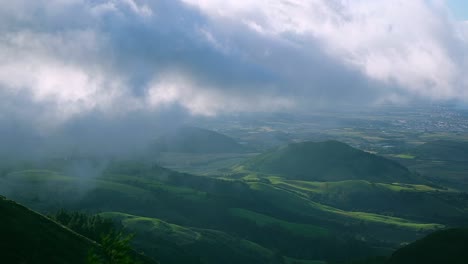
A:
[448,0,468,19]
[0,0,467,157]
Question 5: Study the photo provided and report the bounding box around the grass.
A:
[238,140,415,183]
[246,181,444,231]
[5,169,73,182]
[392,154,416,159]
[2,169,155,200]
[266,177,445,196]
[5,168,447,233]
[377,183,442,192]
[100,173,208,200]
[154,152,257,175]
[100,212,201,244]
[100,212,280,264]
[229,208,329,238]
[2,162,456,262]
[284,257,326,264]
[341,211,443,230]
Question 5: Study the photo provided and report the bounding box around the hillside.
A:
[2,160,466,263]
[151,127,247,153]
[101,212,282,264]
[390,140,468,192]
[411,140,468,161]
[0,195,97,264]
[388,228,468,264]
[240,141,416,183]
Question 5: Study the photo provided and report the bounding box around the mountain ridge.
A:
[151,126,247,153]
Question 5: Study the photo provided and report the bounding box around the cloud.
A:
[183,0,468,100]
[146,71,294,115]
[0,0,467,157]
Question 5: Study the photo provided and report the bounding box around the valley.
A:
[1,106,468,264]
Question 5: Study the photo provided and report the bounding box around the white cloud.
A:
[91,0,153,17]
[1,0,468,133]
[147,71,294,116]
[183,0,468,100]
[0,29,137,128]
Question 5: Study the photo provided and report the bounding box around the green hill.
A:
[411,140,468,161]
[263,178,467,225]
[2,160,464,263]
[388,228,468,264]
[239,141,415,182]
[0,195,162,264]
[151,127,247,153]
[101,212,282,264]
[0,195,98,264]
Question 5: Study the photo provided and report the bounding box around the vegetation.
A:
[0,161,389,262]
[52,210,121,242]
[87,232,140,264]
[229,208,329,238]
[411,140,468,161]
[0,196,156,264]
[100,212,281,264]
[0,196,97,264]
[238,141,416,183]
[151,126,247,153]
[388,228,468,264]
[1,139,468,263]
[393,140,468,192]
[51,210,151,264]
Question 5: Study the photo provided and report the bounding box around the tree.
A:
[87,232,141,264]
[52,210,142,264]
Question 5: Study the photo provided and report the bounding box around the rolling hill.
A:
[151,126,247,153]
[1,158,466,263]
[100,212,282,264]
[239,141,416,183]
[390,140,468,192]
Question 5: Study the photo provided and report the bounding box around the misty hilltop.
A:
[150,127,247,154]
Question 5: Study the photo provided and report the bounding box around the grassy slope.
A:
[389,140,468,192]
[0,196,97,264]
[246,181,443,231]
[239,141,415,183]
[263,177,467,224]
[229,208,329,238]
[2,160,465,262]
[101,212,282,264]
[1,165,447,232]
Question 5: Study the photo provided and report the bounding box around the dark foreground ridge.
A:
[0,195,156,264]
[388,228,468,264]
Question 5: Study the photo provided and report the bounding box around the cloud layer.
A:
[0,0,467,156]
